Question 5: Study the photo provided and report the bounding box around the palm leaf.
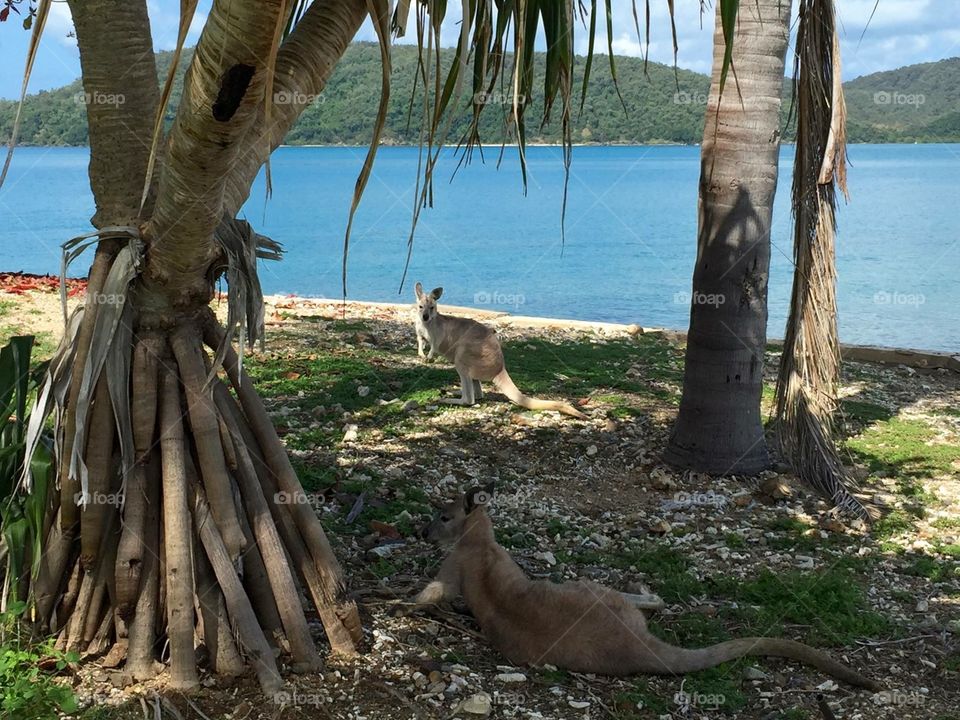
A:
[0,0,51,191]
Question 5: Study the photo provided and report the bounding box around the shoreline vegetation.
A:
[2,44,958,147]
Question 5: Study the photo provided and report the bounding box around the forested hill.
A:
[1,44,958,146]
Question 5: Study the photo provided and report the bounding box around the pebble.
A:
[916,599,929,612]
[495,673,527,683]
[342,424,359,442]
[535,551,557,566]
[795,555,815,569]
[568,700,591,709]
[460,692,492,715]
[742,666,767,680]
[586,444,598,456]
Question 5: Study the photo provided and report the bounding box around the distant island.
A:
[1,43,958,146]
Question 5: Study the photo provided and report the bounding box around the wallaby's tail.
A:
[492,369,586,419]
[635,635,879,690]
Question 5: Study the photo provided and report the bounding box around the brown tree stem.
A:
[125,455,162,681]
[80,376,117,570]
[195,545,245,676]
[61,244,116,532]
[203,314,360,652]
[191,481,283,694]
[171,325,246,559]
[158,364,199,691]
[215,383,323,671]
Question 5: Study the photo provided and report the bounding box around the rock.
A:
[568,700,591,709]
[759,476,792,500]
[412,672,427,688]
[342,424,359,442]
[795,555,815,569]
[586,444,598,456]
[402,399,419,412]
[427,681,446,695]
[742,666,767,680]
[535,551,557,567]
[460,692,492,716]
[428,670,443,684]
[495,673,527,683]
[816,680,838,692]
[357,385,370,397]
[626,324,643,336]
[649,519,672,535]
[733,492,753,507]
[916,599,929,612]
[604,418,618,433]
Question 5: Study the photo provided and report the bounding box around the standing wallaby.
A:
[409,485,880,690]
[413,283,586,419]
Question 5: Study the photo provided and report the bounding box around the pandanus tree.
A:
[2,0,733,693]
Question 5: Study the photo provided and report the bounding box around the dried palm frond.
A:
[208,218,283,383]
[775,0,871,520]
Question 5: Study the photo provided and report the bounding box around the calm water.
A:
[0,145,957,352]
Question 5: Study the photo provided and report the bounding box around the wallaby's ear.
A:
[414,282,424,299]
[463,482,495,514]
[431,287,443,300]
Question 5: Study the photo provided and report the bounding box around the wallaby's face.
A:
[420,499,468,546]
[414,282,443,324]
[420,484,495,546]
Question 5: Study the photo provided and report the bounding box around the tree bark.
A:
[221,0,369,216]
[664,0,792,474]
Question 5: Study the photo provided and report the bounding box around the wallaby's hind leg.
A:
[472,379,483,401]
[440,368,476,406]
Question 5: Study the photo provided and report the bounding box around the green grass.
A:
[710,567,896,646]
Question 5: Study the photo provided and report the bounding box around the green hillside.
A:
[1,44,958,146]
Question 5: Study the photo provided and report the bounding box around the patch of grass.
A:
[712,567,895,646]
[903,556,959,582]
[841,399,894,424]
[847,417,957,492]
[611,678,669,717]
[931,516,960,530]
[723,532,747,549]
[502,334,682,402]
[536,667,571,685]
[681,665,747,714]
[561,544,705,603]
[0,603,79,720]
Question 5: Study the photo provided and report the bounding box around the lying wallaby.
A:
[409,485,879,690]
[413,283,586,419]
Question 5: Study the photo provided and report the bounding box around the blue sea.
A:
[0,144,957,352]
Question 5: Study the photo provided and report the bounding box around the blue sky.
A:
[1,0,958,100]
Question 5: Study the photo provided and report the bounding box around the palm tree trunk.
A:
[664,0,792,474]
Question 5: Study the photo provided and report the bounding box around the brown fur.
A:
[413,283,586,418]
[412,487,879,690]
